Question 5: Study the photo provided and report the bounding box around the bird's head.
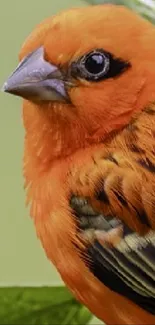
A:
[3,5,155,161]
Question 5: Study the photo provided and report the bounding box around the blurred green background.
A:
[0,0,155,324]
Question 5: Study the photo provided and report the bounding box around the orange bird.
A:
[2,4,155,324]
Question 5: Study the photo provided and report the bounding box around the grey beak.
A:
[1,46,69,102]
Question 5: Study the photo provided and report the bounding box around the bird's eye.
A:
[82,51,109,79]
[70,49,131,82]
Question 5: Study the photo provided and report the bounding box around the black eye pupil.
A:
[85,54,105,75]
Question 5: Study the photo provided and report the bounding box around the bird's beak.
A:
[1,46,69,102]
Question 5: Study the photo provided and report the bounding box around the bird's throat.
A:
[22,100,89,178]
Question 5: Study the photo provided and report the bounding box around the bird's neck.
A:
[22,98,155,185]
[22,101,90,181]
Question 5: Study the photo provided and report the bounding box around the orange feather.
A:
[3,5,155,324]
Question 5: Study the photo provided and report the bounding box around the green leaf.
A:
[85,0,155,24]
[0,286,92,325]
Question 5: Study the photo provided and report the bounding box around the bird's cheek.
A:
[69,85,90,103]
[67,85,82,105]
